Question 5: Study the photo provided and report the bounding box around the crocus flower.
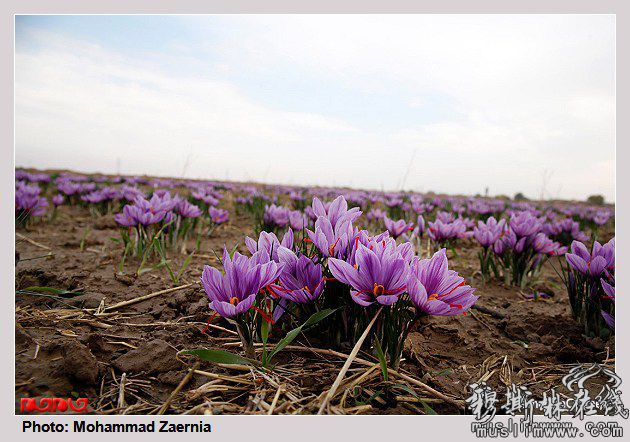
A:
[177,200,202,218]
[601,311,615,329]
[121,185,145,202]
[473,217,505,248]
[407,249,478,316]
[436,211,455,223]
[200,248,283,318]
[268,247,325,303]
[565,239,614,277]
[328,242,409,307]
[289,191,304,202]
[304,206,317,221]
[594,211,611,226]
[543,218,589,244]
[132,197,168,226]
[601,278,615,299]
[209,207,229,224]
[115,204,139,227]
[532,233,561,255]
[15,181,48,217]
[306,215,353,258]
[312,195,362,227]
[263,204,290,227]
[52,194,64,206]
[509,211,542,238]
[57,181,83,196]
[427,218,470,244]
[345,229,414,267]
[245,229,294,263]
[366,208,387,222]
[416,214,426,237]
[600,278,615,328]
[288,210,308,230]
[383,216,414,239]
[192,190,220,207]
[81,190,109,204]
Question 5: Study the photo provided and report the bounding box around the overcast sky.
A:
[15,15,615,201]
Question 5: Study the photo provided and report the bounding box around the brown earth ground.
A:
[15,183,615,415]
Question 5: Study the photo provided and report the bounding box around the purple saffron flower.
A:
[81,190,108,204]
[208,207,229,224]
[509,211,542,238]
[492,236,506,256]
[601,278,615,299]
[306,215,353,258]
[15,181,48,217]
[312,195,362,227]
[593,210,611,226]
[473,216,505,248]
[148,191,178,212]
[532,233,561,255]
[132,197,167,226]
[366,208,386,222]
[288,210,308,230]
[304,206,317,221]
[245,229,294,263]
[57,181,83,196]
[601,311,615,329]
[600,275,615,330]
[427,218,470,244]
[52,194,65,206]
[328,242,409,307]
[177,200,202,218]
[200,248,283,318]
[115,205,139,227]
[407,249,478,316]
[383,216,414,239]
[121,185,145,201]
[416,214,426,236]
[263,204,290,227]
[436,211,455,223]
[345,229,414,267]
[565,239,614,277]
[268,247,325,303]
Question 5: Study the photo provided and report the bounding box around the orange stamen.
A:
[373,283,385,296]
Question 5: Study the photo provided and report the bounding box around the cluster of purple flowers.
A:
[473,211,565,286]
[15,181,49,224]
[561,239,615,337]
[201,195,478,367]
[542,218,589,246]
[16,171,51,184]
[115,192,179,227]
[383,216,414,239]
[427,212,472,247]
[208,207,229,225]
[114,191,206,257]
[263,204,290,229]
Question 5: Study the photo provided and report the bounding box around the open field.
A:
[15,169,615,415]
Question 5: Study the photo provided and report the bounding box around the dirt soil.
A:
[15,182,615,415]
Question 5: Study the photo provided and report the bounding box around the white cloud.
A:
[15,15,615,201]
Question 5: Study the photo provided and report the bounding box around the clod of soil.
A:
[112,339,181,375]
